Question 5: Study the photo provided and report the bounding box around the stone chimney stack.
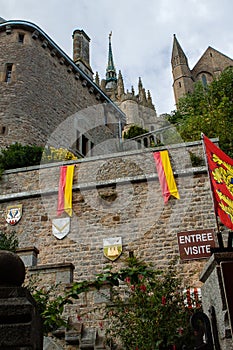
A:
[72,29,93,79]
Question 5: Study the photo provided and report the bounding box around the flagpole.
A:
[201,133,223,249]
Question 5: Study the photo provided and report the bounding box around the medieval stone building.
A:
[96,32,158,133]
[171,34,233,105]
[0,19,125,157]
[0,17,232,349]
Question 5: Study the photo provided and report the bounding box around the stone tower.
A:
[172,34,233,106]
[171,34,193,105]
[97,33,158,132]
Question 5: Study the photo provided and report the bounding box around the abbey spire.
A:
[171,34,193,105]
[105,32,117,89]
[100,32,157,131]
[171,34,189,68]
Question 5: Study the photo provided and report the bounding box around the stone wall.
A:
[200,253,233,349]
[0,23,124,152]
[0,140,218,286]
[0,139,221,348]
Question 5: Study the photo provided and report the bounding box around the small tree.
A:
[167,67,233,157]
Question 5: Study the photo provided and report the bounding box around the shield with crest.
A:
[52,217,70,239]
[103,237,122,261]
[6,204,23,225]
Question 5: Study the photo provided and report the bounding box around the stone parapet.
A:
[200,252,233,349]
[29,262,75,285]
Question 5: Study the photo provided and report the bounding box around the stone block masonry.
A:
[0,140,220,348]
[0,141,218,288]
[0,23,125,152]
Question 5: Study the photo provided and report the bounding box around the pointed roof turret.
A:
[171,34,189,67]
[138,77,143,92]
[95,72,100,86]
[147,90,154,108]
[106,32,117,84]
[117,70,125,98]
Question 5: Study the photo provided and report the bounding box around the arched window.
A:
[201,74,207,88]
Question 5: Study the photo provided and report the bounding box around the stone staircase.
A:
[17,246,107,349]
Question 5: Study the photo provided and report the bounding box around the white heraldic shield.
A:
[103,237,122,261]
[6,204,23,225]
[52,217,70,239]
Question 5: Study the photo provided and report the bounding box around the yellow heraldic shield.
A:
[6,204,23,225]
[52,217,70,239]
[103,237,122,261]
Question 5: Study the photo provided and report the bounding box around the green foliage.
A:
[0,144,78,178]
[102,258,196,350]
[25,257,199,347]
[26,277,94,335]
[168,67,233,157]
[189,151,205,167]
[123,125,149,139]
[0,230,19,252]
[0,143,43,172]
[27,278,74,335]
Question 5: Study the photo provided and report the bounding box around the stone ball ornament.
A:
[0,250,26,286]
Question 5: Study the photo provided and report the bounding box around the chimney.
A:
[72,29,93,79]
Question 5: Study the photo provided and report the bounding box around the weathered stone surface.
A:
[200,253,233,350]
[0,142,223,349]
[0,24,124,153]
[0,142,219,288]
[0,250,25,286]
[0,286,43,348]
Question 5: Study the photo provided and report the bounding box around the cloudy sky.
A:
[1,0,233,115]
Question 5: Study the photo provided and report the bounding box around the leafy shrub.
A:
[0,144,78,178]
[102,258,197,350]
[0,143,43,171]
[27,277,74,335]
[123,125,149,139]
[0,230,19,252]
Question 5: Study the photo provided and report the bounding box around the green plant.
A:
[101,257,197,350]
[0,143,43,171]
[0,144,78,179]
[189,151,205,167]
[0,230,18,252]
[168,67,233,157]
[26,277,76,335]
[25,257,200,345]
[123,125,149,139]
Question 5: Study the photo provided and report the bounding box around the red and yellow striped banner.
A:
[57,165,75,217]
[153,150,180,203]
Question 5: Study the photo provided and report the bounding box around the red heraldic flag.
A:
[203,134,233,230]
[153,150,180,204]
[57,165,75,217]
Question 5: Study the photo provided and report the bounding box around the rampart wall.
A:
[0,140,218,287]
